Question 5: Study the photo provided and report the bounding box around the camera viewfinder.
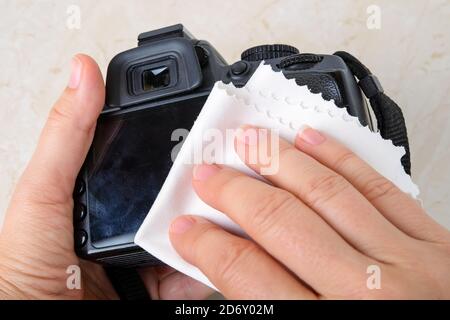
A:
[142,66,170,92]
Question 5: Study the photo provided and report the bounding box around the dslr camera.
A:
[73,24,373,267]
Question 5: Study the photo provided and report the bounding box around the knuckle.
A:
[249,189,297,233]
[215,240,259,285]
[304,173,349,207]
[278,144,298,161]
[47,96,94,135]
[362,174,398,202]
[333,150,357,172]
[48,99,74,127]
[190,223,220,263]
[219,173,249,195]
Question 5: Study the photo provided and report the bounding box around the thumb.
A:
[15,54,105,207]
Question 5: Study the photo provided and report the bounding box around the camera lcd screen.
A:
[86,96,206,247]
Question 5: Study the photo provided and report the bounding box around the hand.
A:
[0,55,212,300]
[169,125,450,299]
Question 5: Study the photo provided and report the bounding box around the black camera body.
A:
[73,24,372,267]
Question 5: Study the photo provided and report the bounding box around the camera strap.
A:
[105,266,151,300]
[334,51,411,175]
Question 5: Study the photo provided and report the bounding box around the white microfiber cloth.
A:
[134,63,419,290]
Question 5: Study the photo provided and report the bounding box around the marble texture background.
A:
[0,0,449,229]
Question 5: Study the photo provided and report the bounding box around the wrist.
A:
[0,250,13,299]
[0,273,14,299]
[0,258,13,299]
[0,240,26,299]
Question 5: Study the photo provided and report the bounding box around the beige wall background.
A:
[0,0,449,228]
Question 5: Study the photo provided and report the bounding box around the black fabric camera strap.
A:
[105,266,150,300]
[334,51,411,175]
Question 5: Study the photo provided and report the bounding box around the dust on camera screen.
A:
[87,97,205,247]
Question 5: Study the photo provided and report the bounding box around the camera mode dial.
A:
[241,44,299,62]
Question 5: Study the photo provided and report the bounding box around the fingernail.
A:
[170,216,196,234]
[235,125,258,146]
[68,56,82,89]
[297,125,326,145]
[193,164,220,181]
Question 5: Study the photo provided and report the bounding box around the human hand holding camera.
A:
[0,54,449,300]
[0,55,212,300]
